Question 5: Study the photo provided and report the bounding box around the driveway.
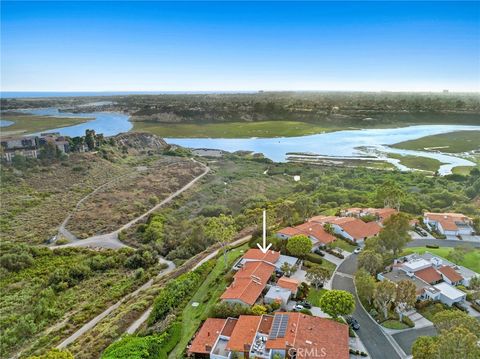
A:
[333,256,403,359]
[392,327,437,356]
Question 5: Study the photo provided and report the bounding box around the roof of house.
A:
[344,207,397,221]
[188,318,227,354]
[309,215,381,239]
[277,227,303,237]
[265,286,292,304]
[242,248,280,264]
[226,315,262,352]
[415,267,443,284]
[425,212,471,231]
[438,265,464,283]
[266,313,349,359]
[221,261,275,305]
[434,282,466,300]
[339,219,381,239]
[277,276,299,293]
[294,222,336,245]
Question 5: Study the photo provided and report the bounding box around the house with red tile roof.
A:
[438,265,464,286]
[221,261,275,306]
[276,222,336,247]
[309,215,381,243]
[424,212,474,238]
[341,207,398,223]
[414,267,442,285]
[188,313,349,359]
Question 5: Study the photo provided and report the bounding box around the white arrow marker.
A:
[257,209,272,254]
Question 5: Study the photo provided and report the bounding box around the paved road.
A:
[392,326,437,356]
[333,256,403,359]
[52,159,210,250]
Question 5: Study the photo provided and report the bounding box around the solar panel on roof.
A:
[269,314,289,339]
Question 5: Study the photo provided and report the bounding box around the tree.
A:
[28,348,74,359]
[432,310,480,335]
[319,290,355,318]
[280,262,296,277]
[355,269,376,305]
[376,180,405,211]
[205,214,236,266]
[286,235,312,258]
[306,265,331,289]
[469,275,480,300]
[412,336,438,359]
[251,304,267,315]
[374,280,396,319]
[395,280,417,321]
[358,250,383,275]
[377,213,411,256]
[437,326,480,359]
[323,223,334,235]
[85,129,96,150]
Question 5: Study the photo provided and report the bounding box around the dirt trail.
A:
[52,158,209,250]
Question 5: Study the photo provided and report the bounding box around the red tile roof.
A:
[277,227,303,237]
[295,222,336,245]
[425,212,471,231]
[415,267,442,284]
[226,315,261,352]
[266,313,349,359]
[338,219,381,240]
[438,266,464,283]
[243,248,280,264]
[277,277,299,293]
[188,318,227,354]
[221,261,275,305]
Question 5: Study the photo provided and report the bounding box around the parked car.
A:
[298,301,312,309]
[293,304,304,311]
[353,247,362,254]
[314,248,325,256]
[275,269,284,277]
[346,316,360,330]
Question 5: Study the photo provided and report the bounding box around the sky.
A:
[1,1,479,92]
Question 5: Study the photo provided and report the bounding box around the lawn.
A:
[167,244,248,358]
[381,320,410,330]
[133,120,339,138]
[391,131,480,153]
[307,288,328,307]
[387,153,444,172]
[333,239,357,253]
[0,113,92,136]
[402,247,480,273]
[452,166,478,176]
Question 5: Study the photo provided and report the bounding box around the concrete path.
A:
[57,257,175,349]
[124,234,252,335]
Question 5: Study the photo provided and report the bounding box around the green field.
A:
[387,153,445,172]
[307,288,328,307]
[0,114,92,136]
[403,247,480,273]
[168,244,248,358]
[133,120,339,138]
[392,131,480,153]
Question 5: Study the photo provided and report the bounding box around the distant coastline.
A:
[0,91,258,99]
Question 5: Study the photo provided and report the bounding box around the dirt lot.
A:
[66,157,205,238]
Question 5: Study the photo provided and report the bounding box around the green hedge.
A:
[148,261,214,325]
[305,253,323,265]
[101,333,168,359]
[402,315,415,328]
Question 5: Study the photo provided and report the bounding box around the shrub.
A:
[299,308,312,315]
[402,316,415,328]
[305,253,323,265]
[426,244,439,249]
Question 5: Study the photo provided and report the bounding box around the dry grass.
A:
[66,158,205,238]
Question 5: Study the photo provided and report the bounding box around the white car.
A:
[353,247,362,254]
[293,304,304,311]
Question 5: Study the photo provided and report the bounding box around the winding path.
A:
[52,158,210,250]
